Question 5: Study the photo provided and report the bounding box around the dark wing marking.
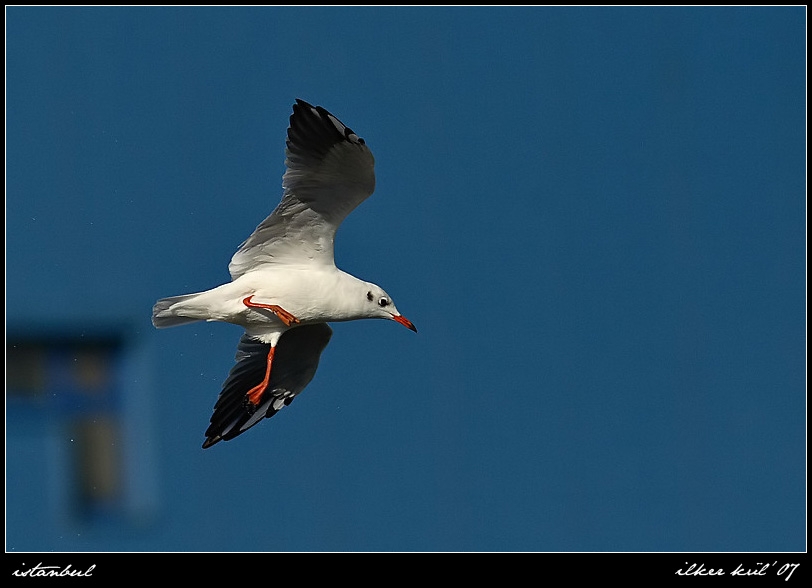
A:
[202,323,333,448]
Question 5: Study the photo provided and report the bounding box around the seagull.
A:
[152,99,416,449]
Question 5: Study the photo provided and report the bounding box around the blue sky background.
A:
[6,7,806,552]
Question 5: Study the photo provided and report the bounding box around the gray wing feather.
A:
[228,100,375,278]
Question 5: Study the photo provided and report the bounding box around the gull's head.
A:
[364,285,417,332]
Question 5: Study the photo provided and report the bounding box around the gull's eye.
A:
[367,291,374,302]
[378,297,390,308]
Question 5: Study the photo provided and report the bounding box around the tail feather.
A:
[152,294,205,328]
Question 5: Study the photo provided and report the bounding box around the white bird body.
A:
[154,267,398,344]
[152,99,415,448]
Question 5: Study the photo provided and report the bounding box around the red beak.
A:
[393,314,417,332]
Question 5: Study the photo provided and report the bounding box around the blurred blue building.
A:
[7,322,160,550]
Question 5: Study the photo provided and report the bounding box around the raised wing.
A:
[228,99,375,278]
[202,323,333,448]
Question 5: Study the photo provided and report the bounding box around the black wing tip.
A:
[287,99,366,156]
[202,435,222,449]
[201,335,273,448]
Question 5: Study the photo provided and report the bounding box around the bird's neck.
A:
[327,269,373,322]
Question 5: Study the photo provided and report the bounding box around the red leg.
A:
[243,295,300,326]
[245,345,275,408]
